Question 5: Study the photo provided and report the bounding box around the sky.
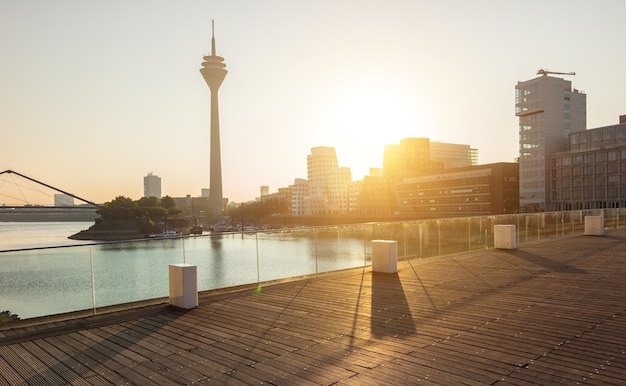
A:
[1,1,626,205]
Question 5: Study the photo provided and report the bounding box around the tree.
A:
[168,207,183,216]
[0,310,19,323]
[97,196,137,220]
[160,196,175,209]
[137,196,159,207]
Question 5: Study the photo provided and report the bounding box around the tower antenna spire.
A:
[211,20,216,56]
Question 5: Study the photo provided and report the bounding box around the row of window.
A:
[400,204,493,213]
[400,195,491,206]
[553,163,623,177]
[554,150,624,166]
[569,125,626,145]
[554,202,621,211]
[552,188,621,200]
[553,175,622,188]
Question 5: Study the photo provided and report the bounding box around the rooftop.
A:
[2,228,626,384]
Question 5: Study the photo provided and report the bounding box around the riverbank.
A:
[68,219,147,241]
[0,207,98,222]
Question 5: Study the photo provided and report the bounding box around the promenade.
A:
[2,228,626,385]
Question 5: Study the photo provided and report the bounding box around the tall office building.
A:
[429,141,478,169]
[307,147,339,198]
[383,138,442,185]
[305,147,339,215]
[515,71,586,212]
[54,194,74,207]
[200,21,227,214]
[290,178,309,216]
[327,167,353,215]
[143,173,162,198]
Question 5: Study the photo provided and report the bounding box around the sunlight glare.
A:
[320,83,435,180]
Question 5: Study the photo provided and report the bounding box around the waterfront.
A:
[5,227,626,384]
[2,209,623,321]
[0,222,369,319]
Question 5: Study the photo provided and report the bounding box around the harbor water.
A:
[0,222,370,319]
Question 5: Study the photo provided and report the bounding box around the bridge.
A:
[0,170,101,209]
[0,170,100,221]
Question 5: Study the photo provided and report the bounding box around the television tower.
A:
[200,20,227,214]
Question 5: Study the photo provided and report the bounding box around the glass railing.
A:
[1,208,624,321]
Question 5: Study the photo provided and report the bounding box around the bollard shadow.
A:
[370,271,416,338]
[502,249,587,274]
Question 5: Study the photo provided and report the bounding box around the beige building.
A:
[143,173,162,199]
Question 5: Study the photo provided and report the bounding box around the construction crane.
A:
[537,69,575,76]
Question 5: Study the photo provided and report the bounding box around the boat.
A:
[148,230,180,238]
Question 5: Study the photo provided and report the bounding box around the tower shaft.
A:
[208,87,222,213]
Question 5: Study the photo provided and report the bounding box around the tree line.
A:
[96,196,182,220]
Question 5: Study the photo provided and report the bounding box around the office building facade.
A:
[143,173,162,199]
[515,73,586,212]
[54,194,74,207]
[552,115,626,210]
[290,178,309,216]
[429,141,478,169]
[395,163,519,218]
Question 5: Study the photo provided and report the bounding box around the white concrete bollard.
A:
[371,240,398,273]
[584,216,604,236]
[168,264,198,309]
[494,225,516,249]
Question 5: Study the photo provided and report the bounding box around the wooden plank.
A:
[0,349,28,385]
[32,339,111,386]
[0,345,66,386]
[44,335,128,384]
[19,341,93,386]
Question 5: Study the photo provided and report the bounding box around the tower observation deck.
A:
[200,20,227,214]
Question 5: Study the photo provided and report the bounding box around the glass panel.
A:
[256,228,316,282]
[315,225,367,274]
[0,246,93,319]
[4,209,626,322]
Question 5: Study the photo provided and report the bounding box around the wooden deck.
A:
[2,228,626,385]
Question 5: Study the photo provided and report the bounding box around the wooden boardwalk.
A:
[2,228,626,385]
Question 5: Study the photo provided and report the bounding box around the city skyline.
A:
[2,1,626,204]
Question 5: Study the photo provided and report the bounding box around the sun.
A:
[318,82,435,180]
